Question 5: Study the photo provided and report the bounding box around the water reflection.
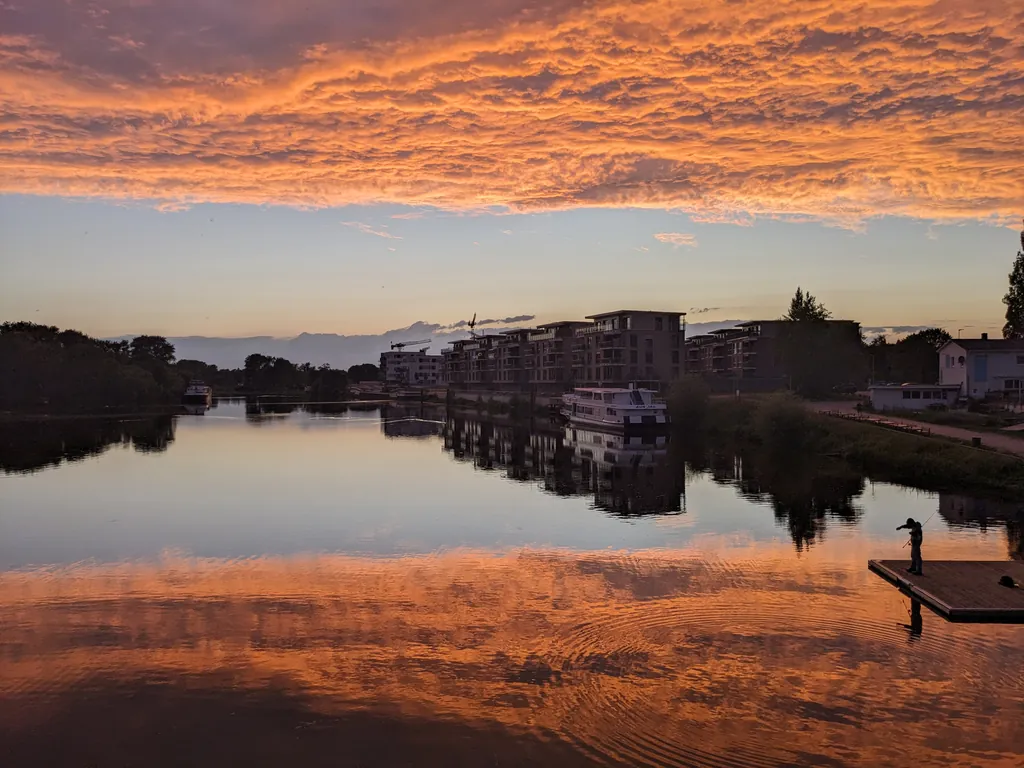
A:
[696,448,866,550]
[1,551,1021,767]
[442,415,685,516]
[941,494,1024,560]
[0,415,176,474]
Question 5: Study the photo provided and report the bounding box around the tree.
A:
[348,363,381,382]
[130,335,175,365]
[1002,220,1024,339]
[783,287,832,322]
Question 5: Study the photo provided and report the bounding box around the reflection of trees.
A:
[244,396,300,423]
[693,441,865,550]
[380,405,444,439]
[0,416,176,474]
[441,415,684,516]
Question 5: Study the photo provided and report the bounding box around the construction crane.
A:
[390,338,430,350]
[468,313,478,338]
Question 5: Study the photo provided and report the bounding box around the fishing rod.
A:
[902,510,938,548]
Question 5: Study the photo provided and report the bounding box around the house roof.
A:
[942,338,1024,352]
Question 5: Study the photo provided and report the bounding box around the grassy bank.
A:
[669,380,1024,498]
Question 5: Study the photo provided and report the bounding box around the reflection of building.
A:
[565,426,682,515]
[441,415,684,516]
[380,350,443,386]
[441,310,686,391]
[940,494,1024,558]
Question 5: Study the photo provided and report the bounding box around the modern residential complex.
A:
[441,310,685,391]
[380,349,443,386]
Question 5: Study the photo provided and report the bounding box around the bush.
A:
[668,375,711,431]
[754,393,819,453]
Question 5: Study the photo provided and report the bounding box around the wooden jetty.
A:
[869,560,1024,623]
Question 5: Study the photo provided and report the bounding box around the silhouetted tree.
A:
[777,290,865,396]
[348,363,381,382]
[783,287,832,322]
[130,335,176,365]
[868,328,951,384]
[1002,220,1024,339]
[0,323,182,413]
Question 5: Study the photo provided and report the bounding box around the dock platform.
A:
[868,560,1024,622]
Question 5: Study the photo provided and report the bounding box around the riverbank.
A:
[674,393,1024,499]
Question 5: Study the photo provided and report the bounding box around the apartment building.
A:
[441,309,686,391]
[684,319,860,389]
[380,349,443,386]
[571,310,685,387]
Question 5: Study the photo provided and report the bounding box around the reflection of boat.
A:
[182,380,213,407]
[566,426,668,468]
[182,404,208,416]
[561,386,668,429]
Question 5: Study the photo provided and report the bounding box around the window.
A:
[1005,379,1022,390]
[1017,356,1024,365]
[645,351,654,364]
[672,334,680,348]
[630,334,637,347]
[672,366,680,378]
[630,350,638,364]
[645,337,653,349]
[655,317,664,331]
[902,391,912,399]
[672,351,680,364]
[911,391,921,399]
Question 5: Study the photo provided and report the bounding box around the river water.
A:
[1,400,1022,767]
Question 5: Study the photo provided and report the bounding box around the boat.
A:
[560,386,668,429]
[182,379,213,407]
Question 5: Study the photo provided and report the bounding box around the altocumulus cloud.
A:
[0,0,1022,225]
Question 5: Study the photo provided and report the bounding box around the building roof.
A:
[536,320,589,329]
[585,309,685,319]
[942,338,1024,352]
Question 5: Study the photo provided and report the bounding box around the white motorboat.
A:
[561,386,668,429]
[182,379,213,407]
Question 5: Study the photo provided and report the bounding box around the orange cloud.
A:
[0,1,1022,225]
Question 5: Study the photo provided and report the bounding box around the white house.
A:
[380,349,443,386]
[939,336,1024,399]
[869,384,961,411]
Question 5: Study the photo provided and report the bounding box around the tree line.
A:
[0,322,381,414]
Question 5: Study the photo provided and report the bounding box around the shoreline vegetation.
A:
[667,377,1024,500]
[0,322,379,417]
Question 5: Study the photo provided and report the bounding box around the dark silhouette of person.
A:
[897,517,924,574]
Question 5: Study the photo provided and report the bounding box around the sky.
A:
[1,0,1022,340]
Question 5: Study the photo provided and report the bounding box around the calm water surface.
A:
[1,400,1022,767]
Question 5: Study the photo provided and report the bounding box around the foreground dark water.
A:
[1,401,1022,767]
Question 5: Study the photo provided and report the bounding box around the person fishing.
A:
[897,517,924,575]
